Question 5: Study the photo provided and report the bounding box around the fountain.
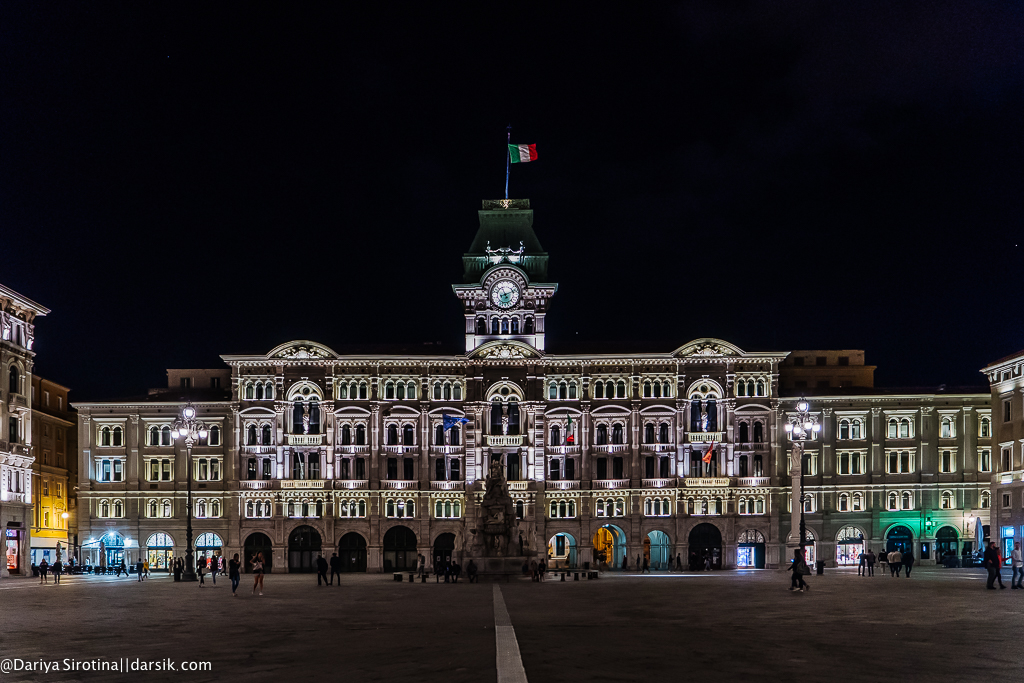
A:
[466,459,532,578]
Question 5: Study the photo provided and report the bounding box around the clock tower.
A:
[453,199,557,352]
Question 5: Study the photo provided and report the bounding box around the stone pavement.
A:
[1,567,1020,682]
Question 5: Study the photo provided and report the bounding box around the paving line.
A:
[493,584,529,683]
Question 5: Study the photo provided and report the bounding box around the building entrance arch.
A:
[548,533,577,569]
[688,523,723,570]
[836,526,866,566]
[145,532,174,571]
[433,533,456,573]
[288,526,322,573]
[737,529,766,569]
[645,531,671,570]
[244,533,274,573]
[592,524,626,569]
[886,525,914,554]
[338,532,367,572]
[383,526,417,572]
[194,532,223,569]
[936,526,959,563]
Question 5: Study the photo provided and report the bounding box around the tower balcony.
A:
[242,445,277,455]
[430,480,465,491]
[336,445,369,455]
[546,480,580,490]
[383,445,420,455]
[640,444,675,453]
[281,479,326,489]
[287,434,325,446]
[688,432,724,443]
[591,444,629,454]
[429,445,465,455]
[592,478,630,489]
[487,435,523,447]
[546,445,581,455]
[381,480,419,490]
[641,478,676,488]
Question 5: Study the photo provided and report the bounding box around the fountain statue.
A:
[472,460,518,557]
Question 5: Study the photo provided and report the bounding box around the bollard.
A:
[574,572,580,581]
[560,572,566,582]
[393,572,402,582]
[420,573,427,583]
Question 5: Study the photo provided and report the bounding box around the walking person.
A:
[468,559,478,583]
[676,553,683,572]
[316,554,329,586]
[787,549,810,592]
[902,548,915,578]
[889,548,902,577]
[417,553,426,579]
[252,552,265,595]
[210,556,218,585]
[858,550,866,576]
[329,552,342,586]
[866,549,876,577]
[1011,543,1023,589]
[878,549,889,576]
[228,553,241,597]
[144,559,150,578]
[52,559,62,584]
[197,557,205,587]
[137,559,144,582]
[985,542,1005,589]
[39,558,49,584]
[642,556,650,574]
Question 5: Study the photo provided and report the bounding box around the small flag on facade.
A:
[508,143,538,163]
[702,441,716,464]
[442,413,470,431]
[566,414,575,445]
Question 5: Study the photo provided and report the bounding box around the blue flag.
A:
[442,413,470,431]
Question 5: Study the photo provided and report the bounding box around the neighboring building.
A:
[0,283,49,576]
[74,199,993,572]
[30,376,76,565]
[982,350,1024,564]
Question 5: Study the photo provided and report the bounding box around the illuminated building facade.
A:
[982,350,1024,563]
[74,200,993,571]
[30,376,76,566]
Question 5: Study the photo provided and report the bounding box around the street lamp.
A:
[172,401,207,582]
[785,400,820,559]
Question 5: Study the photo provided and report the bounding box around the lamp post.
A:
[173,401,207,582]
[785,400,820,559]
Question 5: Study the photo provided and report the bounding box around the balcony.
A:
[430,480,465,491]
[242,445,277,454]
[7,393,27,411]
[336,445,369,455]
[1,492,27,504]
[281,479,326,489]
[383,445,419,454]
[336,480,368,490]
[684,477,730,487]
[736,477,770,487]
[641,444,675,453]
[641,478,675,488]
[546,445,581,455]
[591,444,629,454]
[736,442,768,451]
[287,434,324,446]
[487,435,523,447]
[546,480,580,490]
[429,445,465,455]
[381,480,419,490]
[240,480,275,490]
[593,479,630,489]
[688,432,724,443]
[508,481,528,491]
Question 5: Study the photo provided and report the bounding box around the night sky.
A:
[3,3,1022,400]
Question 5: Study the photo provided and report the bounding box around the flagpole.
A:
[505,124,511,200]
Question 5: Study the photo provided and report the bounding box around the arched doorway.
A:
[99,531,124,569]
[592,524,626,569]
[194,532,223,570]
[288,526,322,573]
[433,533,455,572]
[645,531,671,570]
[886,525,914,554]
[936,526,959,563]
[145,532,174,571]
[383,526,416,572]
[244,532,273,573]
[836,526,866,566]
[548,533,577,569]
[338,532,367,573]
[688,523,723,570]
[737,529,766,569]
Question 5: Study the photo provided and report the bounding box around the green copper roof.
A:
[462,199,549,282]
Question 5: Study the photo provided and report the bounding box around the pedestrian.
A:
[468,559,478,583]
[210,556,218,585]
[1012,543,1023,589]
[858,550,866,576]
[144,559,150,578]
[173,557,182,582]
[120,559,128,578]
[137,559,144,582]
[636,554,641,572]
[316,554,329,586]
[642,557,650,574]
[229,552,240,593]
[39,558,49,584]
[866,549,876,577]
[417,553,426,579]
[621,555,628,571]
[252,552,265,595]
[452,561,461,583]
[985,542,1006,590]
[530,560,538,582]
[538,559,547,582]
[198,557,205,587]
[787,549,810,592]
[329,552,342,586]
[676,553,682,572]
[52,559,62,584]
[878,549,888,575]
[902,548,915,578]
[889,548,902,577]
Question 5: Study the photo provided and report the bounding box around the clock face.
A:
[490,280,520,309]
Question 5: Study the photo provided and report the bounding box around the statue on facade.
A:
[301,405,310,435]
[700,406,709,433]
[471,460,519,557]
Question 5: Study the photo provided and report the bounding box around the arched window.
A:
[596,424,608,445]
[434,424,445,446]
[662,381,672,397]
[593,381,604,399]
[738,455,748,477]
[888,418,898,439]
[739,422,749,443]
[852,493,862,511]
[209,425,221,446]
[516,501,524,519]
[756,380,766,396]
[246,500,255,517]
[100,500,109,517]
[212,499,221,517]
[7,365,18,394]
[338,383,348,399]
[614,498,625,516]
[247,425,257,445]
[443,383,452,401]
[612,423,624,444]
[838,493,849,511]
[524,317,534,334]
[900,418,911,439]
[255,383,264,400]
[386,499,395,517]
[407,382,417,400]
[149,426,160,445]
[405,500,415,518]
[941,491,954,509]
[753,454,763,476]
[149,500,158,517]
[261,424,272,445]
[386,424,398,445]
[114,499,123,517]
[901,491,912,510]
[161,425,171,445]
[569,382,578,400]
[112,426,123,446]
[659,423,669,444]
[940,417,954,438]
[851,419,862,439]
[245,383,254,399]
[736,379,746,397]
[491,318,500,335]
[551,425,561,446]
[653,381,662,398]
[980,416,991,438]
[753,422,764,443]
[643,381,652,398]
[839,419,850,440]
[451,425,461,446]
[385,382,395,400]
[396,382,405,400]
[558,382,567,400]
[888,492,898,510]
[644,498,652,516]
[358,382,367,400]
[356,424,366,445]
[616,381,626,398]
[549,383,558,400]
[452,384,462,400]
[265,382,274,399]
[714,497,723,515]
[645,423,655,444]
[163,499,172,517]
[433,382,442,400]
[402,424,414,446]
[980,491,991,509]
[501,318,510,334]
[738,498,747,514]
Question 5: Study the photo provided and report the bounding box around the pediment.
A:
[267,340,338,360]
[469,340,540,361]
[673,338,744,358]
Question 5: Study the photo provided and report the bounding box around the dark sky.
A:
[3,2,1022,400]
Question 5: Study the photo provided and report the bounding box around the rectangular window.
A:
[838,356,849,366]
[180,377,192,388]
[162,460,172,481]
[355,458,365,480]
[612,456,624,479]
[900,451,911,473]
[596,457,608,480]
[149,460,160,481]
[210,459,221,481]
[941,450,953,473]
[113,460,123,481]
[43,511,49,527]
[263,458,273,479]
[8,417,18,444]
[980,449,992,472]
[42,481,49,496]
[1003,493,1011,508]
[1005,399,1012,422]
[816,357,827,366]
[403,457,414,480]
[838,454,850,475]
[1002,448,1012,472]
[43,391,49,406]
[387,458,398,480]
[57,397,62,410]
[210,377,221,389]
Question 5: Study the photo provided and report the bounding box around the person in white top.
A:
[1011,543,1023,589]
[889,549,903,577]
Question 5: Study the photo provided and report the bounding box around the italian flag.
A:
[508,143,538,163]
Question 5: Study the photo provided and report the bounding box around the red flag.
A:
[702,441,716,464]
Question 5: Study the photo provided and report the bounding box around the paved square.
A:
[1,567,1019,682]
